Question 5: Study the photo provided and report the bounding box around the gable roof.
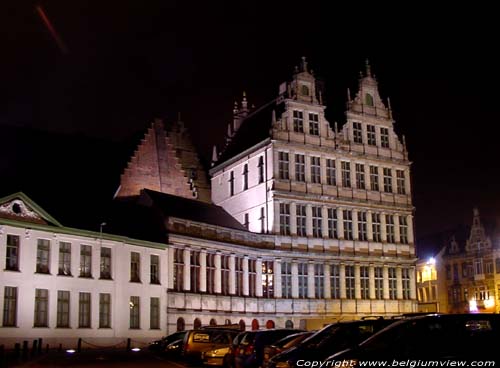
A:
[0,192,63,227]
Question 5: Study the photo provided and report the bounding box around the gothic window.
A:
[295,154,305,182]
[279,204,290,235]
[278,152,289,180]
[301,85,309,96]
[309,113,319,136]
[293,110,304,133]
[355,163,365,189]
[353,122,362,144]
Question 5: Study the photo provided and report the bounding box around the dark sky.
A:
[1,1,499,254]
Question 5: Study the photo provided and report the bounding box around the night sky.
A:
[1,1,499,256]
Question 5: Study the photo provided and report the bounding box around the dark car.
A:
[268,318,396,368]
[235,329,304,368]
[148,330,187,353]
[326,314,500,364]
[262,331,314,368]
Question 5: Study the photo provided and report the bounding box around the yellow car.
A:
[201,346,231,367]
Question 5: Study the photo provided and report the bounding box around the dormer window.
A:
[301,85,310,96]
[365,93,374,106]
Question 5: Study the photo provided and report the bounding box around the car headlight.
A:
[275,361,292,368]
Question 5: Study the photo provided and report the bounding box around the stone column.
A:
[214,251,221,294]
[369,265,376,299]
[354,264,361,299]
[308,262,315,299]
[183,247,191,291]
[290,203,297,236]
[380,213,387,242]
[274,259,282,298]
[339,264,346,299]
[383,265,389,300]
[199,250,207,292]
[394,214,401,244]
[396,266,403,300]
[243,256,249,296]
[407,215,415,244]
[168,247,175,289]
[367,211,373,241]
[352,209,359,241]
[306,204,313,237]
[229,254,236,295]
[337,208,344,239]
[291,261,299,298]
[256,258,263,297]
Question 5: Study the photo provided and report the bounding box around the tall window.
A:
[130,252,141,282]
[130,296,140,329]
[242,164,248,190]
[309,113,319,136]
[298,263,308,298]
[341,162,351,187]
[328,208,338,239]
[100,247,112,280]
[380,127,389,148]
[278,152,289,180]
[36,239,50,274]
[279,203,290,235]
[365,93,374,106]
[345,266,355,299]
[34,289,49,327]
[79,245,92,278]
[58,242,71,276]
[369,166,379,191]
[314,264,324,298]
[396,170,406,194]
[150,255,160,284]
[388,267,397,300]
[386,215,395,243]
[360,266,369,299]
[383,168,393,193]
[3,286,17,327]
[206,253,215,294]
[78,292,91,328]
[296,205,307,237]
[399,216,409,244]
[358,212,367,241]
[235,257,243,296]
[355,164,365,189]
[150,297,160,329]
[190,251,200,292]
[326,159,336,186]
[221,255,230,295]
[312,206,322,238]
[310,156,321,183]
[330,265,340,298]
[280,262,292,298]
[353,122,362,144]
[258,156,264,184]
[402,268,411,300]
[293,110,304,132]
[174,249,184,291]
[372,213,381,242]
[367,125,376,145]
[295,154,305,182]
[262,261,274,298]
[248,259,256,297]
[57,290,70,328]
[343,210,353,240]
[229,171,234,196]
[5,235,20,271]
[374,267,383,299]
[99,293,111,328]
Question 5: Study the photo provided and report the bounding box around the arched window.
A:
[177,317,185,331]
[225,319,231,325]
[285,320,294,328]
[193,318,201,329]
[251,319,259,330]
[301,85,310,96]
[239,319,246,331]
[365,93,374,106]
[266,320,275,329]
[209,318,217,326]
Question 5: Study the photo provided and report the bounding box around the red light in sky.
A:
[36,5,69,55]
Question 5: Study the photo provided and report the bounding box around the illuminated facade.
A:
[441,208,500,313]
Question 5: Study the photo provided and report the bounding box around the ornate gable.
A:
[0,192,62,226]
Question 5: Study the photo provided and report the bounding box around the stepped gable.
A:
[115,118,199,201]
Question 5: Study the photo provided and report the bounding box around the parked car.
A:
[262,331,314,368]
[234,329,304,368]
[148,330,187,353]
[202,331,246,367]
[326,314,500,364]
[182,328,241,362]
[268,318,396,368]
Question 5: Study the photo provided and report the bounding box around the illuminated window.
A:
[5,235,20,271]
[58,242,71,276]
[367,125,376,145]
[345,266,355,299]
[150,297,160,329]
[129,296,140,329]
[314,264,324,298]
[380,127,389,148]
[295,154,305,182]
[370,166,379,191]
[353,122,362,144]
[278,152,289,180]
[330,265,340,298]
[360,266,369,299]
[150,255,160,284]
[312,206,322,238]
[281,262,292,298]
[311,156,321,183]
[396,170,406,194]
[3,286,17,327]
[279,203,290,236]
[99,293,111,328]
[358,212,367,241]
[130,252,141,283]
[262,261,274,298]
[174,249,184,291]
[343,210,353,240]
[341,162,351,187]
[298,263,308,298]
[474,259,484,275]
[34,289,49,327]
[326,159,336,185]
[79,245,92,278]
[100,247,111,280]
[293,110,304,133]
[383,168,393,193]
[190,251,200,292]
[36,239,50,274]
[309,113,319,136]
[372,213,381,242]
[374,267,383,299]
[57,290,70,328]
[355,163,365,189]
[296,205,307,237]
